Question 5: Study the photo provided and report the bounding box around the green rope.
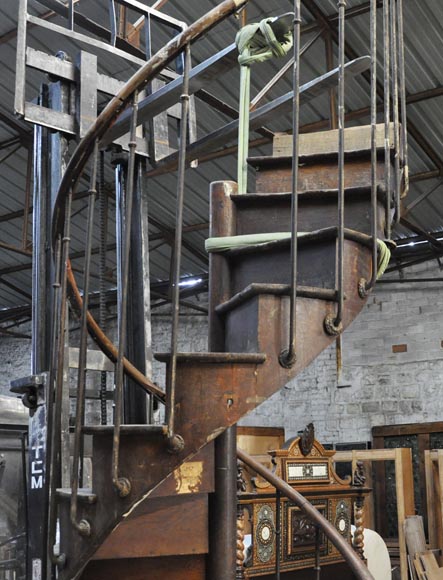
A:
[235,16,293,194]
[376,239,391,279]
[206,233,391,280]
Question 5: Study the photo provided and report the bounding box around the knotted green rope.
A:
[235,16,293,194]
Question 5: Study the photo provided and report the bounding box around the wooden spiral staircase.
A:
[53,126,391,579]
[11,0,407,578]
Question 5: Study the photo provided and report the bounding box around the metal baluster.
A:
[279,0,301,368]
[383,0,391,239]
[275,489,281,580]
[47,235,62,562]
[165,43,192,452]
[68,0,74,30]
[325,0,346,335]
[112,91,139,498]
[70,142,99,536]
[360,0,378,297]
[48,192,72,564]
[314,525,321,580]
[108,0,117,47]
[397,0,409,198]
[390,0,400,223]
[98,150,108,425]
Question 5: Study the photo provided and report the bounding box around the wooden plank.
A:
[82,554,205,580]
[397,448,416,580]
[373,422,443,437]
[92,494,208,560]
[404,516,426,564]
[425,451,438,549]
[273,123,395,157]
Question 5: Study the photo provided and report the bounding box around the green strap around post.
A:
[205,233,391,280]
[235,17,293,194]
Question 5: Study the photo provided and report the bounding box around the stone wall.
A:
[2,257,443,446]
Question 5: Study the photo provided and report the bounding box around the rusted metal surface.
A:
[236,448,374,580]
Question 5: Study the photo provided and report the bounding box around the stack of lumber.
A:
[405,516,443,580]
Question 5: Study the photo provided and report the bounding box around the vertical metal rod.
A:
[20,431,28,567]
[280,0,301,368]
[98,150,108,425]
[22,147,32,250]
[396,0,408,197]
[48,192,72,561]
[325,32,338,130]
[335,0,347,328]
[275,489,281,580]
[144,14,152,60]
[383,0,392,239]
[70,142,98,534]
[314,525,321,580]
[166,43,191,449]
[108,0,117,47]
[390,0,400,223]
[364,0,378,292]
[68,0,74,30]
[112,91,139,496]
[46,234,61,558]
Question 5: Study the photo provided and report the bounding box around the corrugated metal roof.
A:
[0,0,442,317]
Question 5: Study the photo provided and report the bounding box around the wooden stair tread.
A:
[154,352,266,364]
[82,424,168,436]
[56,488,97,504]
[215,283,338,315]
[230,185,385,203]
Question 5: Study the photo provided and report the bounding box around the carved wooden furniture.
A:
[238,435,369,578]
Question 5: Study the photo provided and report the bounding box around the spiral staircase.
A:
[10,0,408,578]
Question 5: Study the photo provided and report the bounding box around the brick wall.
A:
[2,258,443,446]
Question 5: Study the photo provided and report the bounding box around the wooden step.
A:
[56,488,97,505]
[154,352,266,364]
[215,283,339,315]
[82,424,168,436]
[231,185,387,203]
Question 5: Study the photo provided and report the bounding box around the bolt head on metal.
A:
[78,519,91,537]
[167,433,185,454]
[324,314,343,336]
[115,477,131,498]
[55,553,66,569]
[358,277,369,299]
[278,349,296,369]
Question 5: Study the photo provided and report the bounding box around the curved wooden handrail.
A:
[237,447,374,580]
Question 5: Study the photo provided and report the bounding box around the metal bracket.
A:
[10,373,47,409]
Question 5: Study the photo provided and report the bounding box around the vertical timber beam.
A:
[208,180,238,580]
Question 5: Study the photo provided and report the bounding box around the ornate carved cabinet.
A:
[238,433,369,577]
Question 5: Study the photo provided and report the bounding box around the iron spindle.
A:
[280,0,301,368]
[315,525,321,580]
[47,235,62,562]
[390,0,400,223]
[397,0,408,196]
[49,192,73,563]
[108,0,117,47]
[165,43,192,452]
[335,0,346,330]
[98,150,108,425]
[70,141,99,536]
[383,0,391,239]
[112,91,139,497]
[362,0,378,295]
[275,489,281,580]
[68,0,74,30]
